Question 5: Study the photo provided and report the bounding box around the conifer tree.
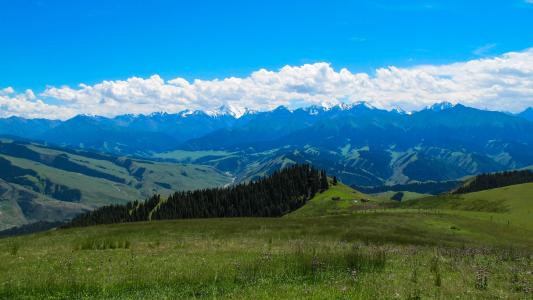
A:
[64,164,329,228]
[320,170,329,192]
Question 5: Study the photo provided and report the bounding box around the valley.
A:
[0,139,232,230]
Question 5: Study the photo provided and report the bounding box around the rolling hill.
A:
[286,182,380,217]
[0,139,232,230]
[397,182,533,228]
[0,170,531,299]
[289,171,533,229]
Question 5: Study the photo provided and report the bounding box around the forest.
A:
[65,164,328,227]
[453,170,533,194]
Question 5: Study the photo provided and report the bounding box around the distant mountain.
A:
[0,116,60,138]
[38,112,236,155]
[426,101,455,111]
[0,138,232,230]
[517,107,533,121]
[1,102,532,188]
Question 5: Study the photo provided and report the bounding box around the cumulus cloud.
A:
[0,89,75,119]
[0,87,15,95]
[2,48,533,119]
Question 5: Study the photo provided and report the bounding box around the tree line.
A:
[452,170,533,194]
[64,164,329,227]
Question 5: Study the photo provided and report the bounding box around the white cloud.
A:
[0,88,75,119]
[0,87,15,95]
[2,48,533,119]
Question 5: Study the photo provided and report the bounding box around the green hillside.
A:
[0,175,532,299]
[1,208,531,298]
[291,179,533,229]
[370,190,430,202]
[287,182,381,217]
[398,183,533,228]
[0,139,232,230]
[0,179,88,229]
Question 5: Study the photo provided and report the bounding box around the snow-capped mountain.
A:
[426,101,455,111]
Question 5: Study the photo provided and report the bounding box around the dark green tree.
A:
[320,170,329,192]
[64,164,329,228]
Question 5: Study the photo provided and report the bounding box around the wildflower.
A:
[349,268,358,282]
[261,251,273,262]
[474,266,489,290]
[311,256,324,273]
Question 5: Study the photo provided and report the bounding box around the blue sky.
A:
[1,0,532,90]
[0,0,532,118]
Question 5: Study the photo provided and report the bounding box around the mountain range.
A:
[1,102,532,190]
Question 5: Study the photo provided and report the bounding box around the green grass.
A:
[287,183,380,217]
[0,179,89,230]
[4,154,141,206]
[132,161,232,195]
[0,214,531,299]
[4,150,232,206]
[152,150,235,161]
[397,183,533,229]
[371,190,431,202]
[0,144,233,229]
[1,182,532,298]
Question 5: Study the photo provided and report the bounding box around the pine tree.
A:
[320,170,329,192]
[64,164,330,228]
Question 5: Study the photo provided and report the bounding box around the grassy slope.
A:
[0,142,232,230]
[152,149,235,161]
[0,182,532,298]
[294,182,533,230]
[27,144,233,196]
[4,154,140,206]
[0,179,90,229]
[398,183,533,229]
[287,183,381,217]
[371,190,430,202]
[133,160,232,195]
[0,213,531,299]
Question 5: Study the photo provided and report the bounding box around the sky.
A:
[1,0,533,119]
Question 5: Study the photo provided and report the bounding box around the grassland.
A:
[287,183,380,217]
[371,190,431,202]
[0,141,233,230]
[1,183,532,299]
[152,149,235,161]
[397,183,533,229]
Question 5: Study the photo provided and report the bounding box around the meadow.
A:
[0,183,531,299]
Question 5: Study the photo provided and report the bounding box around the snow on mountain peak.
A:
[427,101,455,111]
[204,104,256,118]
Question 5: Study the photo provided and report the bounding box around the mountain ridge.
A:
[1,102,532,189]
